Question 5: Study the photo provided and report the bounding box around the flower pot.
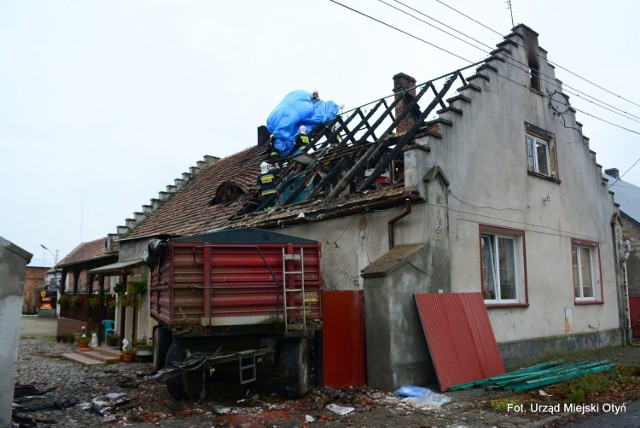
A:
[135,349,152,357]
[78,341,90,349]
[122,352,135,362]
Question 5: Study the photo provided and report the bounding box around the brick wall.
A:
[23,266,49,314]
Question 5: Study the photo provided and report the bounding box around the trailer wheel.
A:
[280,337,310,398]
[153,326,172,372]
[165,339,203,399]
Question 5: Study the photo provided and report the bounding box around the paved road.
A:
[19,315,57,337]
[564,401,640,427]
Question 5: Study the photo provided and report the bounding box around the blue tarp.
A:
[266,90,339,156]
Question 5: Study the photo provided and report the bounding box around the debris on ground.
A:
[325,403,355,415]
[450,360,615,392]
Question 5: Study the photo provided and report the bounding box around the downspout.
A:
[620,239,633,346]
[388,198,412,250]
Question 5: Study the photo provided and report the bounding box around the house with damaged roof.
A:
[98,24,626,389]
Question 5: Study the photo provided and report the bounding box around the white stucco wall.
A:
[419,26,619,343]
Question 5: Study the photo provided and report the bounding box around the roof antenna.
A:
[506,0,515,28]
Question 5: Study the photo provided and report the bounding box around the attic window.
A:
[211,182,245,205]
[525,123,558,181]
[528,60,540,91]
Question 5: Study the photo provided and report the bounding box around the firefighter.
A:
[257,161,279,201]
[268,135,279,160]
[294,125,310,153]
[312,90,320,103]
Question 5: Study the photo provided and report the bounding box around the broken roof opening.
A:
[211,181,246,205]
[234,66,476,222]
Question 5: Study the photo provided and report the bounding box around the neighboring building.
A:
[22,264,49,314]
[604,168,640,339]
[106,24,624,390]
[55,237,118,341]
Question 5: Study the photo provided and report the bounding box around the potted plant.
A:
[107,331,119,347]
[77,327,90,349]
[57,293,70,305]
[134,342,153,357]
[88,296,102,307]
[122,343,135,362]
[69,295,83,307]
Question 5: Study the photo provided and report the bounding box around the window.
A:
[528,60,540,91]
[526,135,550,175]
[571,239,603,303]
[525,123,558,180]
[480,226,527,305]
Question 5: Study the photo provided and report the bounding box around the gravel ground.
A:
[12,319,640,427]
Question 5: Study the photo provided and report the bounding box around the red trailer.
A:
[147,228,323,399]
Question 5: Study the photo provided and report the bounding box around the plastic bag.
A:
[396,384,451,408]
[396,384,429,397]
[266,90,339,156]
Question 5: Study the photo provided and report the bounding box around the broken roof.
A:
[118,25,538,240]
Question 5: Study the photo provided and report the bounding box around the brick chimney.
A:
[393,72,418,134]
[257,125,271,146]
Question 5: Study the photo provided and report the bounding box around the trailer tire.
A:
[153,326,172,372]
[165,339,203,400]
[280,337,310,398]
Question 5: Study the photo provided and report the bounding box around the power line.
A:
[380,0,494,52]
[608,157,640,187]
[385,1,640,124]
[329,0,640,135]
[434,0,640,111]
[329,0,640,178]
[328,0,476,64]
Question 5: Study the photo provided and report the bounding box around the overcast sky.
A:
[2,0,639,266]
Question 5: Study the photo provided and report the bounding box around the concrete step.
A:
[78,348,121,364]
[88,346,122,359]
[62,352,105,366]
[62,346,123,365]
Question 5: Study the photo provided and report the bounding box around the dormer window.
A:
[211,182,245,205]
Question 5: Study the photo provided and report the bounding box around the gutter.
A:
[388,198,412,250]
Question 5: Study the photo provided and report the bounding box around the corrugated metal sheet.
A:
[414,292,504,391]
[322,290,366,387]
[150,240,322,328]
[630,296,640,336]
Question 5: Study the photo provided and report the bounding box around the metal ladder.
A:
[238,350,258,384]
[282,247,305,332]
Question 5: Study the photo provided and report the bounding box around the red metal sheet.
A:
[322,290,366,387]
[414,292,504,391]
[630,296,640,337]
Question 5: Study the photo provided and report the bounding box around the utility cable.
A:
[379,0,492,53]
[384,0,640,124]
[328,0,640,180]
[433,0,640,111]
[608,157,640,188]
[328,0,476,64]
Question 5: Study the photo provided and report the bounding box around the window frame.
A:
[571,238,604,305]
[525,123,559,182]
[479,225,528,308]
